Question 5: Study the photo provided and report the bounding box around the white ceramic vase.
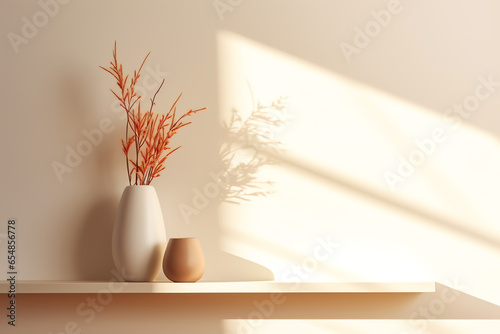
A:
[112,185,167,282]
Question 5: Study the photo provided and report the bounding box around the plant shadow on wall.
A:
[219,96,288,203]
[192,95,289,281]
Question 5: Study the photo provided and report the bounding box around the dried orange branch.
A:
[101,42,207,185]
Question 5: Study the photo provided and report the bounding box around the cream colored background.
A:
[1,0,500,332]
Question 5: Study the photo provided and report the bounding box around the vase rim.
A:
[125,184,155,187]
[169,237,198,240]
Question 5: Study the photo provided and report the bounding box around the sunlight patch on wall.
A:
[216,30,500,283]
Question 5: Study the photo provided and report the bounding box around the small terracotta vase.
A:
[163,237,205,282]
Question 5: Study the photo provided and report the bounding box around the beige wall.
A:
[1,0,500,332]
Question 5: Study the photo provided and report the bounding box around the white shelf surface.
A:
[0,281,435,294]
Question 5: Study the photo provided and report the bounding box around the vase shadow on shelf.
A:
[74,198,117,281]
[202,249,275,282]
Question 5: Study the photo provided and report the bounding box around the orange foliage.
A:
[101,42,207,185]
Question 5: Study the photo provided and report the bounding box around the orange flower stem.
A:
[101,42,207,185]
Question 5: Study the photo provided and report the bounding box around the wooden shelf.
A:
[0,281,435,294]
